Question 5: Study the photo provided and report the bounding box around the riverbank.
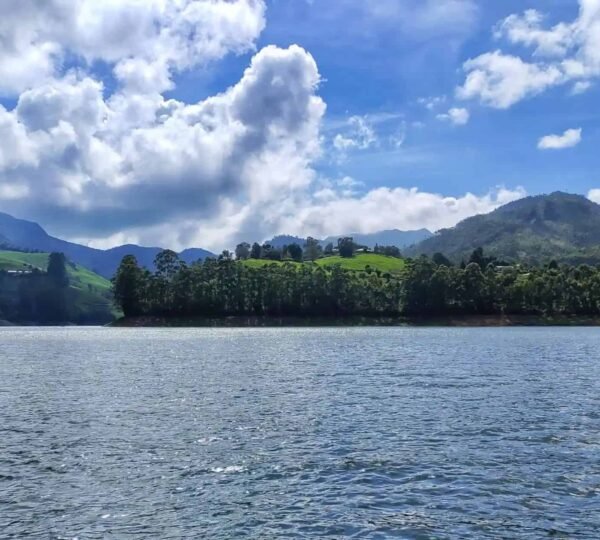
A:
[111,315,600,327]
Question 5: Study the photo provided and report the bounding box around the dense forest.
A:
[112,247,600,320]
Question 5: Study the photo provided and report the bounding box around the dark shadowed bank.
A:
[111,315,600,328]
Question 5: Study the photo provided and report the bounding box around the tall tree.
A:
[338,237,355,258]
[304,237,322,261]
[235,242,251,260]
[47,252,69,288]
[250,242,262,259]
[112,255,147,317]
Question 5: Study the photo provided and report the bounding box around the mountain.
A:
[322,229,433,249]
[265,229,433,250]
[267,235,308,249]
[0,212,214,278]
[407,192,600,264]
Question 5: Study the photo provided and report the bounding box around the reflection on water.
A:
[1,327,599,538]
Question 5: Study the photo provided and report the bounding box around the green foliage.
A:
[0,250,115,324]
[112,255,148,317]
[114,251,404,318]
[113,249,600,321]
[47,252,69,288]
[235,242,251,260]
[304,237,322,261]
[338,237,355,258]
[316,254,406,273]
[409,192,600,265]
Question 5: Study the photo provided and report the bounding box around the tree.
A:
[250,242,262,259]
[235,242,251,260]
[112,255,147,317]
[154,250,181,281]
[304,237,322,261]
[468,247,496,269]
[324,242,334,256]
[432,252,452,267]
[338,237,355,258]
[47,252,69,288]
[287,243,303,262]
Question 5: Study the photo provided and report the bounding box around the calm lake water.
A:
[1,327,599,539]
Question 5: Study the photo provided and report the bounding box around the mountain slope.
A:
[0,212,214,278]
[408,192,600,264]
[0,250,116,324]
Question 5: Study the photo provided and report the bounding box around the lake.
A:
[1,327,599,539]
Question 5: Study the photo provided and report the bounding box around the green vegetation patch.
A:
[316,254,406,273]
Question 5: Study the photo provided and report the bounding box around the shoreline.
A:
[110,315,600,328]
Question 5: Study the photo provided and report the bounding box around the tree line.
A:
[112,248,600,320]
[234,237,402,262]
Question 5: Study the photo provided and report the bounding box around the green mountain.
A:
[407,192,600,265]
[0,211,214,279]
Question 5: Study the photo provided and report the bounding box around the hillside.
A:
[244,253,406,274]
[0,212,214,278]
[407,192,600,264]
[0,250,116,324]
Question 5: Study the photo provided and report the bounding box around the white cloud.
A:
[0,44,326,248]
[0,0,532,252]
[588,189,600,204]
[418,95,447,111]
[538,128,582,150]
[571,80,593,94]
[0,0,266,96]
[458,51,563,109]
[333,116,377,152]
[274,187,527,240]
[459,1,600,108]
[437,107,470,125]
[495,9,573,58]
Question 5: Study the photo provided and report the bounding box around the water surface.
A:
[1,327,599,538]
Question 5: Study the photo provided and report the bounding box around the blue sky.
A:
[0,0,598,250]
[161,0,594,197]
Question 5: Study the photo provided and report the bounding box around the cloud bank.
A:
[0,0,525,251]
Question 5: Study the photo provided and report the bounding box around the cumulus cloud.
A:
[275,187,527,240]
[458,1,600,108]
[458,51,563,109]
[588,189,600,204]
[538,128,582,150]
[437,107,470,125]
[0,0,266,96]
[0,0,529,252]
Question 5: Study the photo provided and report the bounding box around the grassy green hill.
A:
[0,250,112,292]
[243,253,406,274]
[315,254,406,273]
[0,250,116,323]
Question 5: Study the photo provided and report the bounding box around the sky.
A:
[0,0,598,251]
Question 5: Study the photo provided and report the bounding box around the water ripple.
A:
[0,327,599,538]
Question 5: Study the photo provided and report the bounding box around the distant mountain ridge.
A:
[407,192,600,264]
[266,229,433,250]
[0,212,214,278]
[322,229,433,249]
